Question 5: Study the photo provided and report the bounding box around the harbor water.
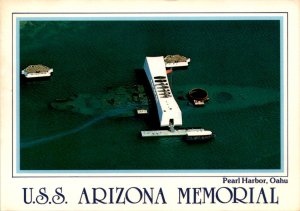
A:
[19,20,281,170]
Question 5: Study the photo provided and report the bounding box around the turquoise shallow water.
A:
[19,20,280,170]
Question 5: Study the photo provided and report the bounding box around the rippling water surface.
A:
[20,20,280,170]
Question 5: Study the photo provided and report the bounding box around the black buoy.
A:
[188,88,209,106]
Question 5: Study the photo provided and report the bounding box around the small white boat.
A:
[184,128,214,141]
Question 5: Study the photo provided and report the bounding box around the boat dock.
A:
[141,129,187,137]
[141,128,213,138]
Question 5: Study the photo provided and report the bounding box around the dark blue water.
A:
[19,20,280,170]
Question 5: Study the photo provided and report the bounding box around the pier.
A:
[141,128,212,138]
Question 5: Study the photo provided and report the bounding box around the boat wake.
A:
[20,107,134,149]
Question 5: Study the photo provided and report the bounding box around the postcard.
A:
[1,0,299,210]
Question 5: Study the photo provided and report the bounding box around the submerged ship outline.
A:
[25,55,279,144]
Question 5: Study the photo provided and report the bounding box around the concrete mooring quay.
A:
[141,128,213,138]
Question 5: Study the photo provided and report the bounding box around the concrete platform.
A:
[141,128,212,137]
